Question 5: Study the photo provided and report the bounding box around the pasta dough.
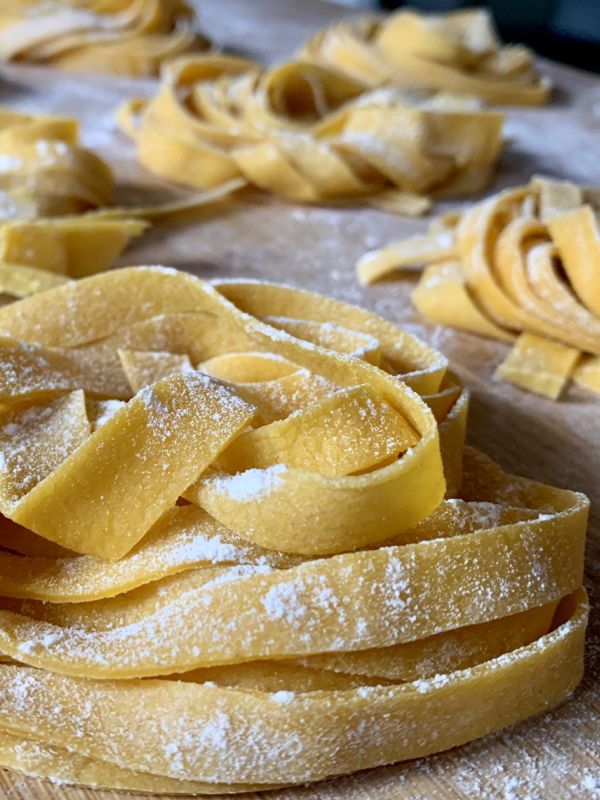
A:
[0,0,209,77]
[0,265,587,791]
[301,8,550,106]
[118,55,505,214]
[358,176,600,399]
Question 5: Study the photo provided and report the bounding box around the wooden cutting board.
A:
[1,1,599,798]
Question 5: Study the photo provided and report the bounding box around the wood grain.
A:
[0,1,599,797]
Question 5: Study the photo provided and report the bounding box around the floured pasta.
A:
[0,108,114,220]
[118,55,504,215]
[358,176,600,400]
[0,0,209,78]
[301,8,550,106]
[0,265,587,791]
[0,108,245,290]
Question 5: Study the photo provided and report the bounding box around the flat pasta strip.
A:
[0,267,213,347]
[0,263,71,298]
[0,217,148,278]
[526,243,600,338]
[10,373,255,560]
[357,231,458,284]
[0,449,586,679]
[495,332,580,399]
[0,517,74,559]
[215,384,419,477]
[198,351,339,424]
[0,729,273,795]
[0,265,586,793]
[0,336,132,403]
[300,595,559,681]
[0,594,587,785]
[263,316,381,364]
[0,391,90,510]
[119,349,194,393]
[572,355,600,396]
[0,505,298,603]
[547,205,600,318]
[209,279,447,394]
[411,261,515,342]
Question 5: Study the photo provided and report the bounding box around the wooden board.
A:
[1,1,600,798]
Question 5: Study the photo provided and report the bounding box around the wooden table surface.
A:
[1,1,600,798]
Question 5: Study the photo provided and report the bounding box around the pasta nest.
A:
[0,266,587,792]
[0,0,209,77]
[358,176,600,399]
[118,55,505,215]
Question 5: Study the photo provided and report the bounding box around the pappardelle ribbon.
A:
[0,266,587,792]
[118,54,505,215]
[0,0,209,78]
[300,8,550,106]
[358,176,600,399]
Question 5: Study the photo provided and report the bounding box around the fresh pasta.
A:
[118,55,505,215]
[0,108,114,219]
[300,8,550,106]
[357,176,600,399]
[0,0,209,78]
[0,265,587,791]
[0,108,245,288]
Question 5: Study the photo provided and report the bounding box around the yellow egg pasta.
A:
[0,262,71,297]
[358,176,600,399]
[301,8,550,106]
[0,265,587,791]
[0,109,246,291]
[0,109,114,220]
[118,54,504,214]
[0,0,209,78]
[495,332,580,401]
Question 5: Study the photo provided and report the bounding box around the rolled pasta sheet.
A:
[300,8,550,106]
[357,175,600,399]
[0,266,587,791]
[0,0,209,78]
[118,54,505,214]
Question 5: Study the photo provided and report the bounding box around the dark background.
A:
[377,1,600,73]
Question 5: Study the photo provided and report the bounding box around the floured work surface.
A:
[0,0,599,798]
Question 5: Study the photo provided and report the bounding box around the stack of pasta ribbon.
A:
[118,55,505,215]
[0,0,209,77]
[0,265,587,792]
[300,8,550,106]
[0,108,245,294]
[358,176,600,400]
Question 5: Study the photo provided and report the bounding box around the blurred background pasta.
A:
[333,0,600,73]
